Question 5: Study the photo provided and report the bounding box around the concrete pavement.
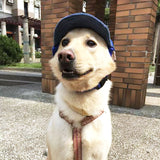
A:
[0,71,160,160]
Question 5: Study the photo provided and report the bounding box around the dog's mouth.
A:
[62,68,93,79]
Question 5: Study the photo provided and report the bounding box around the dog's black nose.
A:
[58,50,75,63]
[58,50,76,76]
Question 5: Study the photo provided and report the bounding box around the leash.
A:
[59,111,104,160]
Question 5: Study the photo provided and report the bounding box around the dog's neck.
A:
[55,80,112,116]
[76,76,108,94]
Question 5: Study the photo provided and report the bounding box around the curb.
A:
[0,67,41,72]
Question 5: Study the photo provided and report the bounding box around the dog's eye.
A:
[62,38,70,47]
[86,40,97,47]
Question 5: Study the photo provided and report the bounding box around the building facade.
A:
[0,0,41,50]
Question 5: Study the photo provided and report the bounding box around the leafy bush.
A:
[158,0,160,14]
[105,7,110,23]
[104,0,110,24]
[0,35,23,65]
[35,51,41,58]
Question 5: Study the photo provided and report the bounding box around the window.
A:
[24,2,28,17]
[0,0,3,10]
[7,0,14,5]
[34,7,40,19]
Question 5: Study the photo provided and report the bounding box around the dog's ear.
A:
[112,51,116,61]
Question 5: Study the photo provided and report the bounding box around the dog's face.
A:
[50,28,116,92]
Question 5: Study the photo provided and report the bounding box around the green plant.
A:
[149,65,155,72]
[35,51,41,58]
[0,35,23,65]
[12,62,41,68]
[0,62,42,69]
[104,0,110,23]
[104,7,110,22]
[158,0,160,14]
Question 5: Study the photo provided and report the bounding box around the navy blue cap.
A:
[52,13,115,56]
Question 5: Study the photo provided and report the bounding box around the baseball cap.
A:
[52,12,115,56]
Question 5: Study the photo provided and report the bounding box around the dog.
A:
[47,13,116,160]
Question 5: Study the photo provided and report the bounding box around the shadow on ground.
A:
[0,83,54,104]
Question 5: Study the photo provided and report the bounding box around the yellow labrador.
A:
[47,27,116,160]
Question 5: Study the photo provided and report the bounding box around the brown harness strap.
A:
[73,127,82,160]
[59,111,104,160]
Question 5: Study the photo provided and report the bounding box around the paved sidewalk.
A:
[0,80,160,159]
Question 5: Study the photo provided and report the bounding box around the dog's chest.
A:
[47,110,112,160]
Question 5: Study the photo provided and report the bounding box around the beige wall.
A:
[5,0,41,19]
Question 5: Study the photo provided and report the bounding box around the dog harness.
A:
[59,111,104,160]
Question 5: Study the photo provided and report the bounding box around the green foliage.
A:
[0,62,41,69]
[104,0,110,23]
[157,0,160,13]
[105,8,110,22]
[0,35,23,65]
[11,62,41,68]
[149,65,155,72]
[35,51,41,58]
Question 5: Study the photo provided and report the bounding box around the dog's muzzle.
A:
[58,49,77,79]
[58,50,92,79]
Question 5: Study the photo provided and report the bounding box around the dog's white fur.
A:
[47,29,116,160]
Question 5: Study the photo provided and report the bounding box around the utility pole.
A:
[23,18,30,63]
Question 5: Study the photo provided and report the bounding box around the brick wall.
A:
[86,0,106,21]
[109,0,117,40]
[111,0,158,108]
[41,0,83,94]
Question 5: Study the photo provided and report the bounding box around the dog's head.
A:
[50,13,116,92]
